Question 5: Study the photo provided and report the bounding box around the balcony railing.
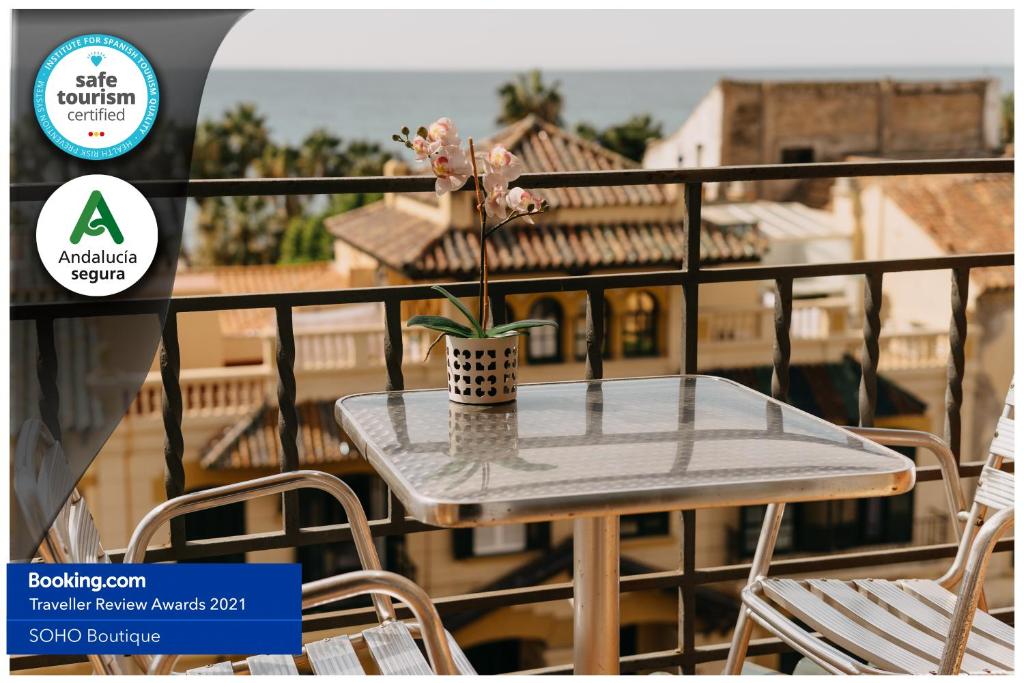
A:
[9,158,1014,674]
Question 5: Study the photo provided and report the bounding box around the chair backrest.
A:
[971,382,1015,513]
[14,419,109,564]
[944,380,1016,590]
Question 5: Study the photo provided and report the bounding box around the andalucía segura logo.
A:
[33,33,159,160]
[36,175,158,297]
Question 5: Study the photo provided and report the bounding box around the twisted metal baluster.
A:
[160,312,186,549]
[276,306,300,537]
[945,268,970,459]
[36,317,62,443]
[859,273,883,428]
[771,278,793,404]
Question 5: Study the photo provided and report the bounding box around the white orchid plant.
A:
[393,117,557,357]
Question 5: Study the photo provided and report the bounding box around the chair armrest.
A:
[302,569,459,675]
[846,427,967,539]
[938,506,1014,674]
[147,570,459,676]
[124,470,395,622]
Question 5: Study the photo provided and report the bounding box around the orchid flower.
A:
[392,118,555,352]
[427,117,460,150]
[504,187,542,224]
[410,135,431,160]
[482,171,510,219]
[430,144,472,196]
[481,145,523,184]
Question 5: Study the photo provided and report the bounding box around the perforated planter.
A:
[445,334,519,405]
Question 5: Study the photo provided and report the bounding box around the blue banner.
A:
[7,563,302,655]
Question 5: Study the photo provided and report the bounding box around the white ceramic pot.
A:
[445,335,518,405]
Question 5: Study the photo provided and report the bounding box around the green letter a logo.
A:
[70,190,124,245]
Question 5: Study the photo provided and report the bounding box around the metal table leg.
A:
[573,515,620,674]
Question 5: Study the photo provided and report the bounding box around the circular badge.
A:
[34,34,159,160]
[36,175,158,297]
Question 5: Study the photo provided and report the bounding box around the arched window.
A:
[622,291,658,358]
[526,298,563,363]
[574,297,612,361]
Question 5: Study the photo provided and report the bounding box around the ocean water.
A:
[197,66,1013,148]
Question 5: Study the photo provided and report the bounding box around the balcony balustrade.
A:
[9,157,1014,674]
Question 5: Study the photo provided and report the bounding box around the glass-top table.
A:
[336,376,916,674]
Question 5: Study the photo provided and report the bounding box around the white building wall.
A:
[643,85,725,199]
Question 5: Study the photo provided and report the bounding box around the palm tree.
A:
[574,114,663,163]
[496,69,564,126]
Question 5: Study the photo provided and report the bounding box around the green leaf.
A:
[406,315,473,338]
[431,285,485,337]
[486,319,559,337]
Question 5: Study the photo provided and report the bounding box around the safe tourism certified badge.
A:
[34,34,159,160]
[36,175,158,297]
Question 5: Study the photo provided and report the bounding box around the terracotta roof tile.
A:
[199,400,358,470]
[485,115,669,210]
[882,174,1013,290]
[399,220,763,278]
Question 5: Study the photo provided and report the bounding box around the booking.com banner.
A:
[7,564,302,654]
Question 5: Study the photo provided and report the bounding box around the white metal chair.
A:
[724,384,1014,675]
[16,419,475,675]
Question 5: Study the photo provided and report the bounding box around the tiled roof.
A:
[199,400,358,470]
[329,203,765,278]
[413,220,764,277]
[883,174,1013,290]
[174,263,349,336]
[485,115,669,209]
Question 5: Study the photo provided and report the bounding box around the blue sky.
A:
[212,9,1014,70]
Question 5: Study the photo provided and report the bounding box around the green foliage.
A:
[1002,93,1014,145]
[407,286,558,357]
[190,104,392,266]
[497,69,564,126]
[574,114,663,162]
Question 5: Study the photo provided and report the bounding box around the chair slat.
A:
[306,635,364,675]
[446,630,477,675]
[900,580,1015,647]
[854,579,1014,670]
[762,579,935,673]
[363,621,433,675]
[246,655,298,675]
[808,580,998,673]
[976,466,1015,510]
[990,416,1015,460]
[186,661,234,675]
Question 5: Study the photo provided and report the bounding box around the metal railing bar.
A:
[159,313,186,549]
[301,569,682,632]
[679,181,703,674]
[584,286,604,380]
[10,254,1012,321]
[383,299,405,391]
[104,460,994,563]
[858,272,883,427]
[275,306,301,538]
[34,317,62,442]
[945,268,970,460]
[771,278,793,404]
[696,538,1013,584]
[9,158,1013,202]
